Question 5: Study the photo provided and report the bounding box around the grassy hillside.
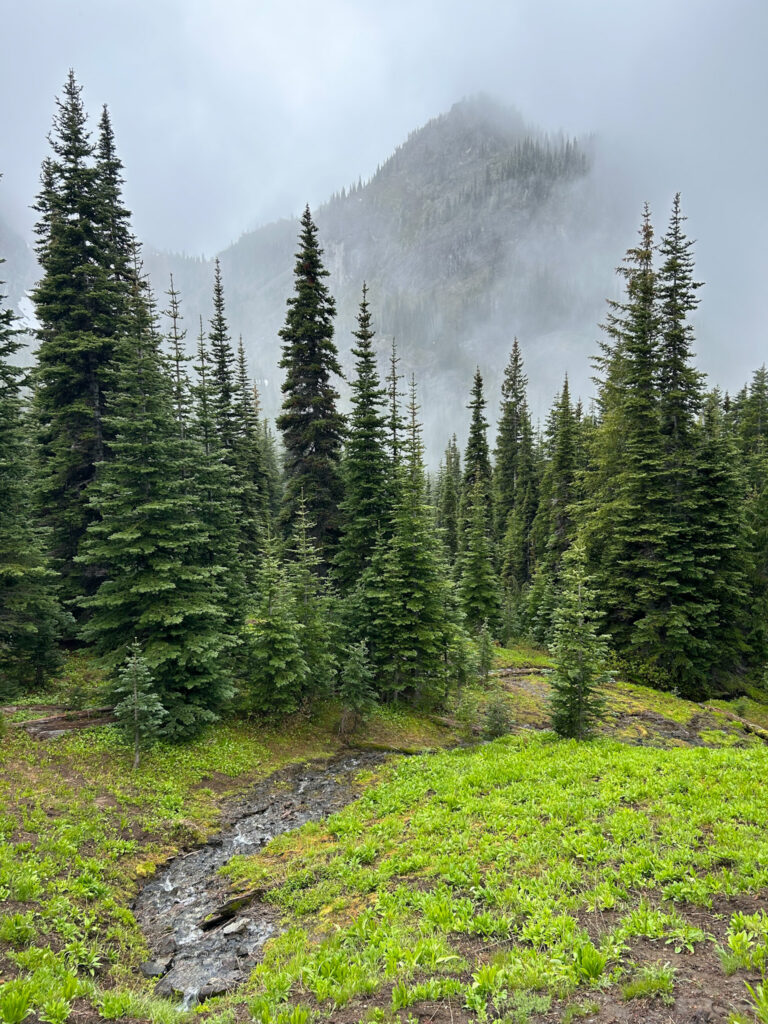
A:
[1,650,767,1023]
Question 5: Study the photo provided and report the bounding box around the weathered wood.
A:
[702,704,768,742]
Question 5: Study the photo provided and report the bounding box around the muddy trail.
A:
[133,751,386,1006]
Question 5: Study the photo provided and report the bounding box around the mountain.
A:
[2,96,630,455]
[146,96,623,454]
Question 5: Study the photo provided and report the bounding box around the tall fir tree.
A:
[385,337,406,467]
[0,254,66,696]
[164,274,191,438]
[79,260,233,737]
[232,336,269,582]
[462,368,492,497]
[335,284,390,589]
[356,379,455,705]
[277,206,345,560]
[32,72,132,602]
[208,258,237,452]
[436,435,462,563]
[458,478,501,635]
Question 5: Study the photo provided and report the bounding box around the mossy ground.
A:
[1,649,767,1023]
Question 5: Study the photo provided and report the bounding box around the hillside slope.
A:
[145,97,624,452]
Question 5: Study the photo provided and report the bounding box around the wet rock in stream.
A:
[133,753,384,1007]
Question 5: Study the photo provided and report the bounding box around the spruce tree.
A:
[550,542,610,740]
[208,258,237,451]
[385,338,406,467]
[436,435,461,562]
[243,534,308,716]
[164,274,191,437]
[494,339,536,546]
[463,368,492,497]
[191,318,245,629]
[233,336,269,582]
[0,256,66,696]
[79,260,233,737]
[277,206,345,560]
[357,379,454,705]
[112,641,167,769]
[335,284,390,589]
[288,499,337,699]
[458,478,501,635]
[32,72,131,601]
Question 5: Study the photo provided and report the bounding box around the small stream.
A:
[133,752,385,1006]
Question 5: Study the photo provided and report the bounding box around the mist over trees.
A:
[2,72,767,733]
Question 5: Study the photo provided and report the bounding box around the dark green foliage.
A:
[385,338,406,467]
[530,376,578,572]
[233,336,269,582]
[32,72,132,601]
[112,641,167,768]
[494,339,537,579]
[164,274,191,437]
[208,258,237,452]
[483,695,512,739]
[277,206,345,560]
[463,367,492,498]
[458,479,501,634]
[356,381,455,705]
[436,435,461,563]
[337,641,376,737]
[287,500,337,699]
[78,262,233,737]
[0,258,66,697]
[191,319,245,627]
[335,284,390,589]
[243,535,308,716]
[550,543,610,740]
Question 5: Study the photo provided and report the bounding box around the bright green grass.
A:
[493,645,554,670]
[220,734,768,1022]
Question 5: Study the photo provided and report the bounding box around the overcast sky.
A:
[1,0,766,388]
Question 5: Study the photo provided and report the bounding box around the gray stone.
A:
[140,956,172,978]
[222,917,247,936]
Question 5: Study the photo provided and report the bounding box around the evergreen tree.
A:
[233,336,269,581]
[164,274,191,437]
[337,640,376,737]
[208,258,237,451]
[94,104,134,302]
[243,534,308,716]
[463,368,492,497]
[550,542,610,740]
[277,206,345,560]
[356,379,454,705]
[530,376,578,572]
[436,435,461,562]
[582,206,670,672]
[0,254,66,696]
[458,479,501,634]
[385,338,406,467]
[335,284,390,589]
[494,339,535,540]
[191,317,245,628]
[79,260,233,737]
[288,499,337,699]
[112,641,167,769]
[32,72,131,601]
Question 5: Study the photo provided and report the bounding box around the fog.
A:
[1,0,767,417]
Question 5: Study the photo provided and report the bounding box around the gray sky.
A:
[1,0,767,390]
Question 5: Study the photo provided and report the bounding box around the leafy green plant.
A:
[621,962,675,1003]
[37,998,71,1024]
[0,912,37,947]
[744,980,768,1024]
[0,981,34,1024]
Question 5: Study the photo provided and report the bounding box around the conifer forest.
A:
[2,70,768,1024]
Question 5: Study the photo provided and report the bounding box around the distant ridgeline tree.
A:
[79,257,234,737]
[0,248,67,697]
[436,434,461,563]
[32,71,134,604]
[277,205,345,563]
